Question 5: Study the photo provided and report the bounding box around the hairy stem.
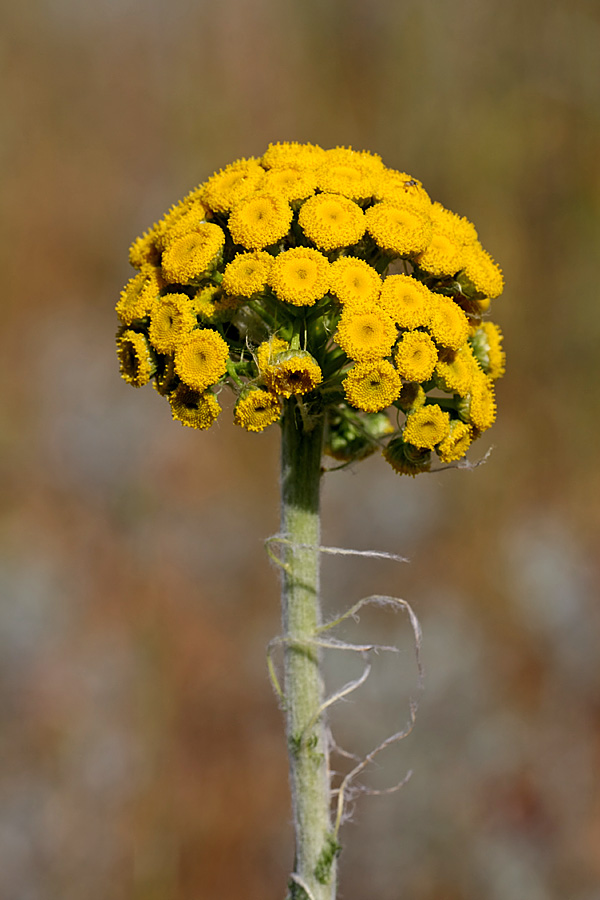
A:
[280,401,338,900]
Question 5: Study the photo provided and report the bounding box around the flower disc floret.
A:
[116,330,155,387]
[416,232,465,278]
[394,331,438,382]
[403,404,451,450]
[437,420,473,463]
[263,351,322,397]
[256,336,289,371]
[434,344,478,396]
[343,360,401,412]
[161,224,225,283]
[261,141,327,170]
[335,305,397,362]
[427,297,470,350]
[365,202,433,257]
[430,201,478,247]
[234,389,282,432]
[155,199,208,251]
[174,329,229,391]
[260,166,317,203]
[383,438,431,477]
[470,322,506,379]
[379,274,435,329]
[228,194,293,250]
[202,158,265,213]
[223,251,274,298]
[375,171,432,212]
[298,193,366,251]
[329,257,382,306]
[129,226,161,269]
[169,385,221,430]
[116,267,165,324]
[458,372,497,432]
[268,247,330,306]
[315,155,380,201]
[149,293,197,353]
[462,242,504,299]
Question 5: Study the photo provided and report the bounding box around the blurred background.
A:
[1,0,599,897]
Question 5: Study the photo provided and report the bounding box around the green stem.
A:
[280,401,338,900]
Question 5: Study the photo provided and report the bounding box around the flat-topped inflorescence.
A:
[116,142,505,475]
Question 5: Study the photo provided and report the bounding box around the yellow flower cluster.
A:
[116,142,505,470]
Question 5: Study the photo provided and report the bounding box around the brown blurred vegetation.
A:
[1,0,600,897]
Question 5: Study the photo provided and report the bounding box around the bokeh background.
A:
[2,0,600,897]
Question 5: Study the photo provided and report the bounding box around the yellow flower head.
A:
[383,437,431,477]
[430,201,478,247]
[116,330,155,387]
[328,257,382,307]
[256,336,290,371]
[416,232,465,278]
[459,372,497,432]
[394,331,438,382]
[437,420,473,463]
[148,293,197,353]
[378,274,434,329]
[427,297,470,350]
[174,328,229,391]
[169,385,221,430]
[298,193,366,251]
[129,226,162,270]
[403,403,451,450]
[434,344,478,396]
[260,166,317,203]
[161,224,225,283]
[365,203,433,257]
[263,350,323,397]
[316,149,382,201]
[335,305,397,361]
[324,146,384,174]
[375,170,432,212]
[193,285,243,324]
[462,242,504,299]
[228,194,293,250]
[268,247,330,306]
[470,322,506,380]
[343,360,402,412]
[234,388,282,432]
[116,267,164,325]
[202,158,265,214]
[261,141,327,170]
[222,250,274,298]
[155,199,208,251]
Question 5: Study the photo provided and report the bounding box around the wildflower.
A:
[116,330,155,387]
[437,420,473,463]
[228,194,293,250]
[315,150,380,201]
[329,257,382,307]
[427,297,470,350]
[193,286,243,324]
[335,305,397,361]
[365,203,432,257]
[268,248,330,306]
[383,437,431,476]
[234,388,282,431]
[394,331,438,382]
[260,166,317,203]
[375,171,432,211]
[161,224,225,283]
[155,199,208,251]
[261,141,327,170]
[458,372,497,432]
[343,360,402,412]
[298,193,366,251]
[403,403,451,450]
[256,336,290,371]
[222,251,274,298]
[461,242,504,299]
[116,267,164,325]
[434,344,478,396]
[379,275,434,330]
[129,226,162,270]
[430,202,478,247]
[416,232,465,278]
[470,322,506,379]
[397,382,427,413]
[169,385,221,430]
[148,293,197,353]
[202,158,265,213]
[174,329,229,391]
[263,350,323,397]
